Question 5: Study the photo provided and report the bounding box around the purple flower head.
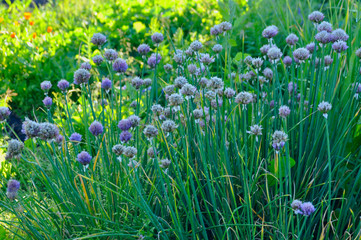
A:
[210,24,222,36]
[91,33,107,46]
[120,130,132,143]
[151,32,164,44]
[57,79,70,92]
[70,132,82,142]
[260,44,271,55]
[291,199,302,212]
[104,49,118,61]
[212,44,223,53]
[315,31,332,44]
[293,48,310,61]
[262,25,279,39]
[113,58,128,73]
[137,44,150,55]
[263,68,273,79]
[332,40,348,53]
[101,78,112,91]
[283,56,293,66]
[80,62,91,71]
[89,121,103,136]
[267,46,283,61]
[317,21,332,33]
[56,134,64,144]
[164,64,173,72]
[74,69,91,85]
[288,82,298,93]
[324,55,333,66]
[200,53,215,65]
[22,118,40,138]
[308,11,324,23]
[147,53,161,68]
[43,96,52,109]
[272,130,288,151]
[306,42,318,53]
[272,141,285,151]
[279,105,291,118]
[7,179,20,192]
[0,107,11,122]
[38,122,59,141]
[286,33,299,46]
[331,29,349,42]
[220,21,232,32]
[131,77,144,90]
[92,55,104,65]
[41,81,52,92]
[190,40,203,51]
[77,151,92,166]
[128,115,141,127]
[118,119,132,131]
[300,202,315,216]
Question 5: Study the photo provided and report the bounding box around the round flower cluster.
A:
[7,179,20,200]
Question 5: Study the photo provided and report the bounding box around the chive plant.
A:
[1,9,361,240]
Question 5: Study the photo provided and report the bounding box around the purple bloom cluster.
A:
[113,58,128,73]
[57,79,70,92]
[74,69,91,85]
[77,151,92,166]
[7,179,20,200]
[89,121,104,136]
[148,53,162,68]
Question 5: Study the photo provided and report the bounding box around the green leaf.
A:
[133,22,146,33]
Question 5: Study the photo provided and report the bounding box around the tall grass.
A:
[1,1,361,239]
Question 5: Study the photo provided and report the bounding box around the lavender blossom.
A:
[104,49,118,61]
[5,139,24,160]
[89,121,103,136]
[286,33,299,46]
[38,122,59,141]
[318,101,332,118]
[41,81,52,92]
[190,40,203,51]
[308,11,325,23]
[92,55,104,65]
[43,96,52,109]
[77,151,92,166]
[151,32,164,44]
[101,78,112,91]
[283,56,293,66]
[300,202,316,216]
[279,105,291,118]
[137,44,150,55]
[332,40,348,53]
[267,46,283,61]
[80,62,92,71]
[120,131,132,142]
[148,53,161,68]
[315,31,332,44]
[74,69,91,85]
[262,25,279,39]
[57,79,70,92]
[69,132,82,142]
[331,29,349,42]
[0,107,11,122]
[118,119,132,131]
[113,58,128,73]
[91,33,107,46]
[317,21,332,33]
